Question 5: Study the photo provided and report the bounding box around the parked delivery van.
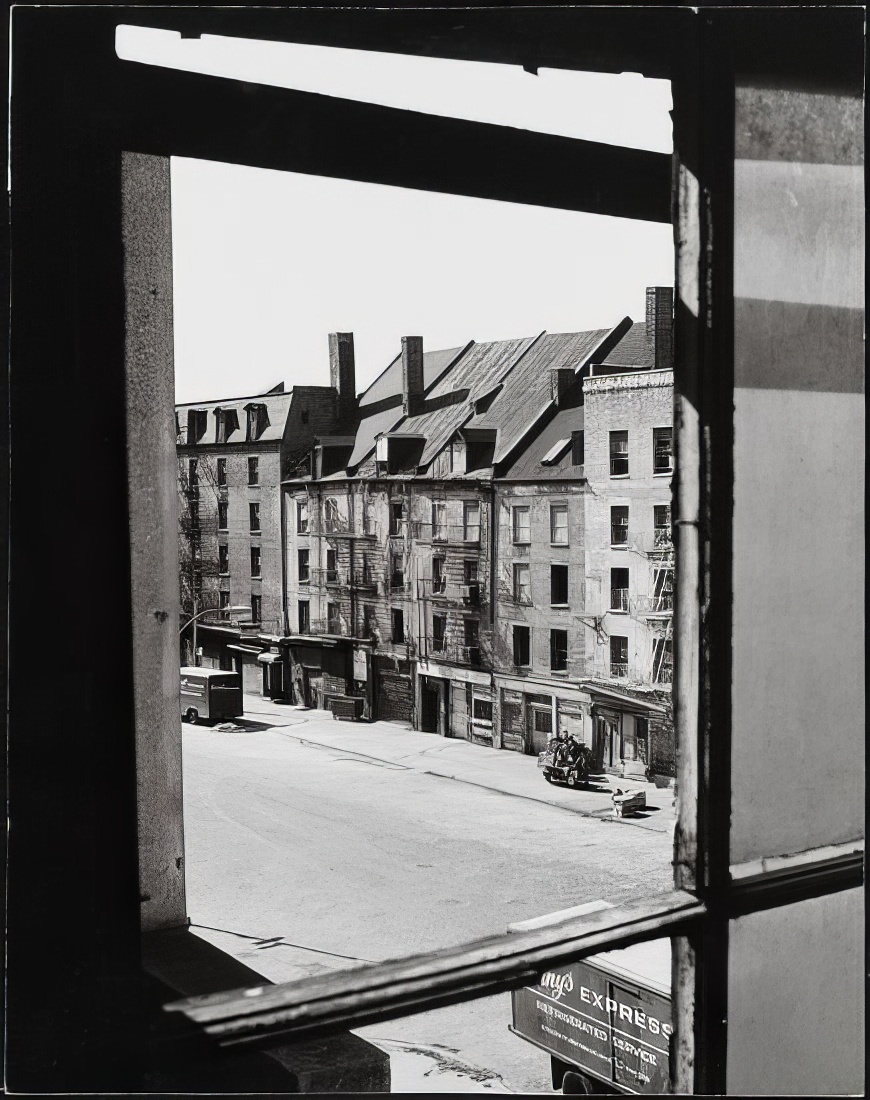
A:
[508,902,672,1095]
[180,667,243,724]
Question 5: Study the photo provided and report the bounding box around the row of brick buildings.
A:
[177,288,675,779]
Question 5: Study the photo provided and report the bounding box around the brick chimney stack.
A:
[550,367,574,405]
[401,336,424,417]
[645,287,674,371]
[328,332,356,424]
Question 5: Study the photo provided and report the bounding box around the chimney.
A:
[645,287,674,371]
[550,367,574,406]
[328,332,356,424]
[401,336,424,417]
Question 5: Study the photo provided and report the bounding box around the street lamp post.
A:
[179,600,252,666]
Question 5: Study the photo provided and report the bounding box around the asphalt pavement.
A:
[236,694,678,835]
[182,694,675,1093]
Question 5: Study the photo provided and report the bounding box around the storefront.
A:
[416,658,492,740]
[495,676,593,755]
[418,674,449,736]
[581,681,669,779]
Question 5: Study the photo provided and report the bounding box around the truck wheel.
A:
[185,708,198,725]
[561,1070,596,1094]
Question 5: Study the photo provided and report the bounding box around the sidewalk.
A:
[238,695,676,835]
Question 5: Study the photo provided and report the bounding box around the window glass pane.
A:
[610,430,629,476]
[512,506,531,543]
[550,504,568,544]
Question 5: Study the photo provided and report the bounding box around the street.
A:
[182,703,674,1092]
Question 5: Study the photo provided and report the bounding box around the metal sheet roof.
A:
[176,391,294,444]
[358,345,465,408]
[599,321,653,367]
[499,404,585,481]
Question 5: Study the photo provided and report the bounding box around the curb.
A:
[271,726,672,833]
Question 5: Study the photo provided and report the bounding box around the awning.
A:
[257,652,282,664]
[579,680,669,715]
[227,644,263,656]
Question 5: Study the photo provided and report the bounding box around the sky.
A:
[115,27,675,404]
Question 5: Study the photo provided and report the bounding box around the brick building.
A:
[176,373,346,693]
[580,287,675,779]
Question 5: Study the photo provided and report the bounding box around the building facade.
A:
[176,371,347,693]
[580,288,675,778]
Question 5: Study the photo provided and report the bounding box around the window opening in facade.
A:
[611,505,629,547]
[431,500,447,541]
[297,600,310,634]
[297,548,310,583]
[512,624,530,667]
[513,562,531,604]
[610,567,629,611]
[550,503,568,545]
[297,498,308,532]
[550,628,568,671]
[250,594,261,623]
[653,503,671,547]
[652,636,673,684]
[327,601,340,634]
[249,502,260,532]
[391,607,404,643]
[432,555,446,594]
[653,427,673,474]
[432,612,446,652]
[512,505,531,544]
[218,544,228,574]
[250,545,261,578]
[217,501,228,530]
[550,563,568,605]
[610,430,629,477]
[216,457,227,486]
[610,635,628,679]
[571,429,584,466]
[247,456,259,485]
[463,501,481,542]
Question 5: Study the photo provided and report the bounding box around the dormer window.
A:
[214,406,240,444]
[185,408,208,443]
[245,402,269,442]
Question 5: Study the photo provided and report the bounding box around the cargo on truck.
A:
[180,667,244,724]
[508,902,672,1095]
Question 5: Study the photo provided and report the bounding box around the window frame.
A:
[249,501,261,532]
[610,504,629,547]
[216,457,227,487]
[247,455,259,486]
[653,426,673,475]
[549,502,569,545]
[609,429,629,478]
[297,547,310,584]
[549,627,568,671]
[511,504,531,544]
[250,544,261,578]
[512,623,531,667]
[512,561,531,604]
[19,13,861,1096]
[217,500,229,531]
[550,562,569,606]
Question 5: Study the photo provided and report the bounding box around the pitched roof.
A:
[499,404,585,481]
[389,336,537,468]
[465,329,611,463]
[358,345,465,408]
[599,321,653,368]
[175,390,294,444]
